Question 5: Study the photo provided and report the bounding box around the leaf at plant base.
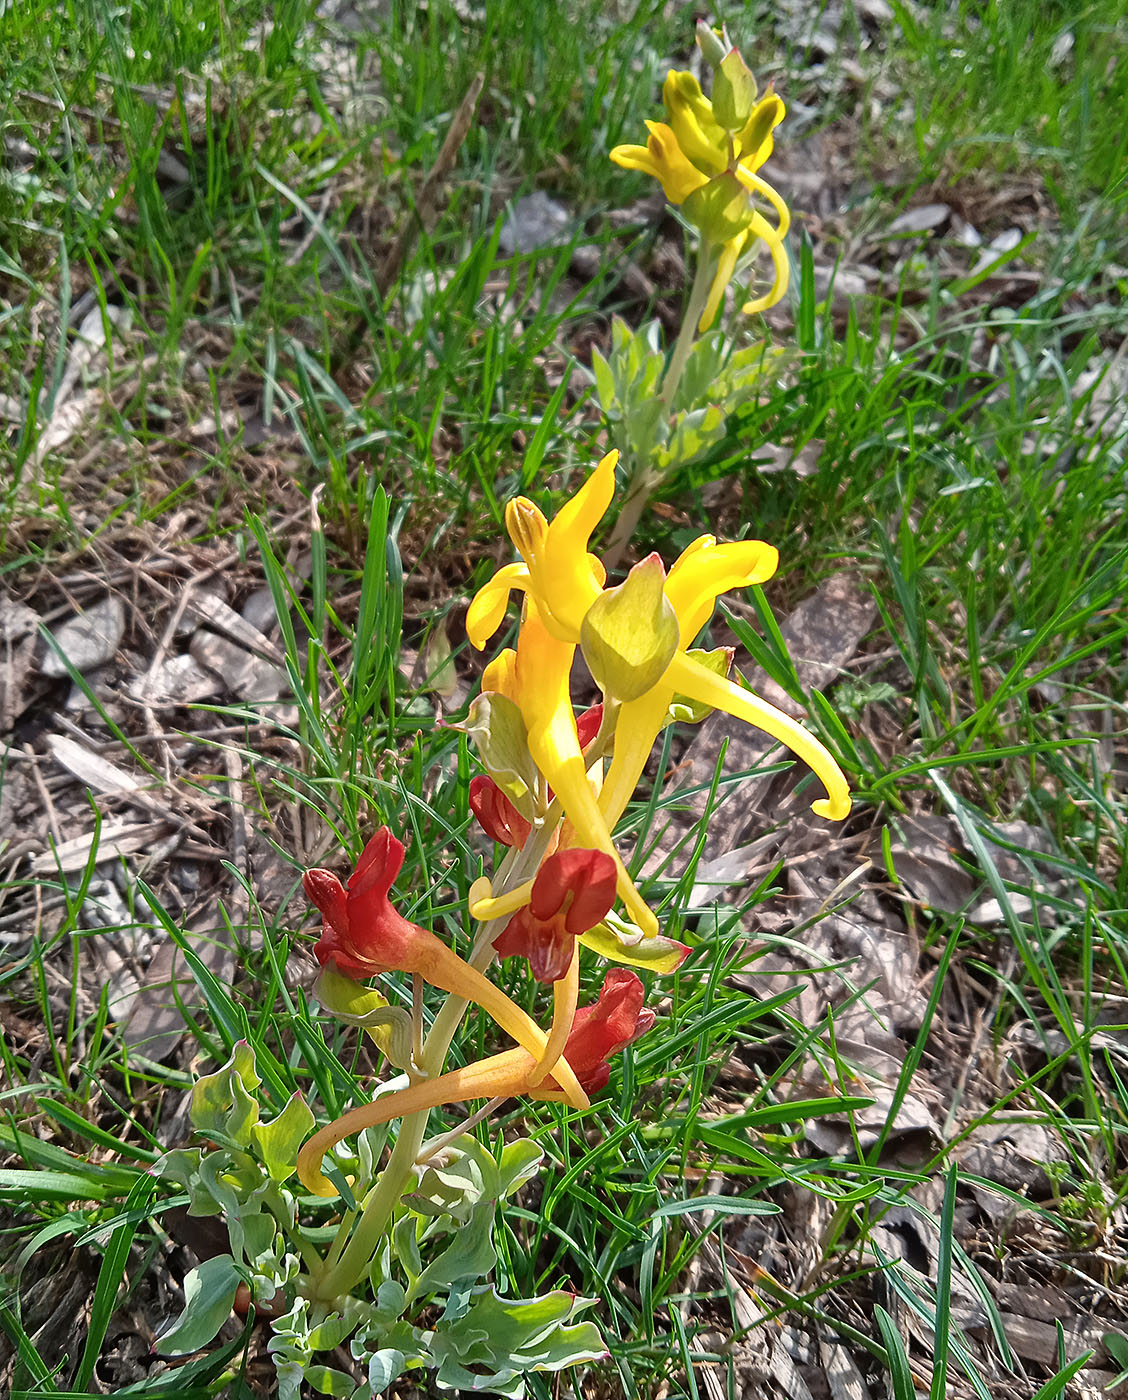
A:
[496,1138,543,1198]
[581,912,689,973]
[190,1040,261,1148]
[368,1349,407,1392]
[590,348,618,416]
[252,1092,315,1183]
[654,403,727,472]
[673,329,727,410]
[305,1365,359,1397]
[155,1254,244,1356]
[408,1201,498,1304]
[429,1287,604,1394]
[392,1214,422,1293]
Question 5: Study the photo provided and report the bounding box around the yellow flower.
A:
[467,456,850,812]
[609,65,791,327]
[478,595,661,939]
[467,458,853,935]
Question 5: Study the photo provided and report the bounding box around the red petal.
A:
[564,969,648,1078]
[303,868,349,931]
[576,704,604,751]
[349,828,404,899]
[469,776,531,848]
[492,909,532,963]
[529,848,616,931]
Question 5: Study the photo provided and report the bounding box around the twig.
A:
[375,72,485,295]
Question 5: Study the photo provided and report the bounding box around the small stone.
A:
[189,629,287,702]
[129,654,221,705]
[240,586,279,637]
[887,203,950,236]
[498,192,572,255]
[971,225,1025,275]
[40,595,125,677]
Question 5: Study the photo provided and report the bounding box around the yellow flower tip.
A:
[297,1130,342,1198]
[468,875,494,917]
[469,877,534,922]
[812,793,852,822]
[467,589,505,651]
[506,497,548,564]
[481,648,517,698]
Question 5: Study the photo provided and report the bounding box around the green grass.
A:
[3,0,1128,1395]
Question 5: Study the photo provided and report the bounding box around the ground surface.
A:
[2,1,1128,1398]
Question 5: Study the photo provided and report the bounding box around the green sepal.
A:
[460,691,537,818]
[713,46,758,131]
[313,965,414,1070]
[683,171,753,244]
[667,647,734,724]
[190,1040,261,1149]
[251,1092,315,1184]
[581,555,679,702]
[580,911,690,973]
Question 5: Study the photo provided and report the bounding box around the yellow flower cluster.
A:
[610,26,791,329]
[467,450,851,940]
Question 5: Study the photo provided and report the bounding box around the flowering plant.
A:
[599,21,794,556]
[150,449,850,1397]
[147,23,851,1397]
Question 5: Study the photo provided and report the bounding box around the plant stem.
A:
[603,242,718,567]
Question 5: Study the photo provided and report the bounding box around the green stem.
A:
[312,824,558,1302]
[603,242,718,567]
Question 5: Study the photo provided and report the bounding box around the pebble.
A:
[129,653,221,705]
[189,629,287,702]
[498,192,573,255]
[40,595,126,677]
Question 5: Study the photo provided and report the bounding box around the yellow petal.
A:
[663,650,851,819]
[527,943,580,1088]
[665,536,780,644]
[698,233,745,332]
[611,123,708,204]
[598,685,672,832]
[735,92,785,172]
[741,211,791,314]
[468,875,535,922]
[481,647,518,698]
[734,166,791,240]
[467,562,530,650]
[662,71,727,176]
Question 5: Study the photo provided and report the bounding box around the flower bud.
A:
[469,774,532,848]
[695,19,729,67]
[580,554,679,702]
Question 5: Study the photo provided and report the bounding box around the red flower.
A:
[560,969,655,1094]
[469,775,532,848]
[493,847,617,984]
[303,828,428,980]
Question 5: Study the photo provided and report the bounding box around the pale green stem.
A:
[603,242,718,567]
[312,822,559,1302]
